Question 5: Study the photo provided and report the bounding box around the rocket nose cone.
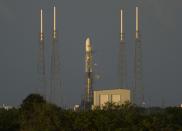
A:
[86,37,91,46]
[86,37,91,52]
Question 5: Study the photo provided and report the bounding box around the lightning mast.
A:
[84,37,93,110]
[133,7,144,105]
[119,9,127,88]
[37,9,46,97]
[50,6,61,104]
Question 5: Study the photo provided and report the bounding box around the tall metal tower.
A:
[37,9,46,97]
[133,7,144,105]
[50,6,61,104]
[119,9,127,88]
[84,37,93,110]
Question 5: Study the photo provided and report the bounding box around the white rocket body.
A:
[85,37,93,105]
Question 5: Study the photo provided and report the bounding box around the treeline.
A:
[0,94,182,131]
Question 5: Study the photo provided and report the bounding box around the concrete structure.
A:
[93,89,130,108]
[181,104,182,108]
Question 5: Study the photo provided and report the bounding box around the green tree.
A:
[0,108,20,131]
[20,94,63,131]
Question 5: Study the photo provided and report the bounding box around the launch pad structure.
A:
[119,9,127,88]
[50,6,61,104]
[36,5,144,108]
[37,6,61,104]
[133,7,144,105]
[118,7,144,105]
[37,9,46,98]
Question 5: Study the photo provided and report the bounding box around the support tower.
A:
[50,6,61,104]
[119,9,127,88]
[133,7,144,105]
[37,9,46,97]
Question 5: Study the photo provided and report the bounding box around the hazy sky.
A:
[0,0,182,107]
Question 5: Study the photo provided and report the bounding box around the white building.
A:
[0,104,13,110]
[73,105,80,111]
[93,89,130,108]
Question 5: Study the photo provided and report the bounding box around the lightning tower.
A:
[37,9,46,97]
[133,7,144,105]
[50,6,61,104]
[84,37,93,110]
[119,9,127,88]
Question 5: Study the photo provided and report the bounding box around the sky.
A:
[0,0,182,107]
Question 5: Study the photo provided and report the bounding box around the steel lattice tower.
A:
[37,9,46,98]
[84,37,93,110]
[133,7,144,105]
[50,6,61,104]
[119,10,127,88]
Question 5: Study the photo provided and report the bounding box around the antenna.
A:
[120,10,123,41]
[136,7,139,39]
[53,6,56,39]
[40,9,43,38]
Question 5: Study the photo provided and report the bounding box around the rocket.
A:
[85,37,93,105]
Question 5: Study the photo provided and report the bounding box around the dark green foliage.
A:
[20,94,63,131]
[0,108,20,131]
[1,94,182,131]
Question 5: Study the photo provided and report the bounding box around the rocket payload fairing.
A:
[85,38,92,72]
